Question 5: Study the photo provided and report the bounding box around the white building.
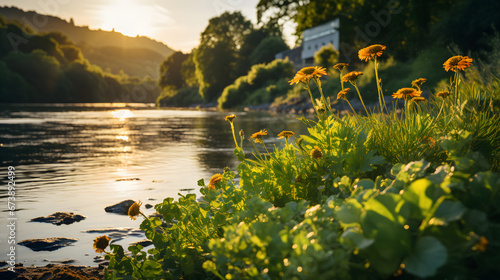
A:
[276,18,340,67]
[302,18,340,63]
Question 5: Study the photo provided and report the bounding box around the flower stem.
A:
[374,58,388,114]
[305,82,322,120]
[230,122,239,148]
[313,78,330,112]
[353,83,369,116]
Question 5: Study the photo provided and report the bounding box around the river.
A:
[0,103,308,267]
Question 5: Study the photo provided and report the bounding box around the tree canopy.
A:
[194,11,254,102]
[257,0,499,61]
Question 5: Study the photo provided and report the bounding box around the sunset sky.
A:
[0,0,289,52]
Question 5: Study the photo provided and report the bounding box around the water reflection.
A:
[110,109,134,121]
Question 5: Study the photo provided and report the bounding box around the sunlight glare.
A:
[110,109,134,121]
[116,135,130,141]
[98,0,172,38]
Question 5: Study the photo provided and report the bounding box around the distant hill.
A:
[0,6,175,78]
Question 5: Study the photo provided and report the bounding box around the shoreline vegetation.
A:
[90,44,499,279]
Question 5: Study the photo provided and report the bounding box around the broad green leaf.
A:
[404,236,448,278]
[434,200,466,223]
[341,228,374,249]
[403,179,447,218]
[336,199,363,226]
[353,179,375,190]
[361,194,411,275]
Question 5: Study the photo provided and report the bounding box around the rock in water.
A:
[129,239,153,247]
[104,200,135,214]
[19,237,78,252]
[31,212,86,225]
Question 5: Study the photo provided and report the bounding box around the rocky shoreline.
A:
[0,198,156,279]
[169,93,412,116]
[0,263,105,280]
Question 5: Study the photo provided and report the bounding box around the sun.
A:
[97,0,171,38]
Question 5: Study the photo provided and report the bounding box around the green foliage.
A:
[194,11,253,102]
[257,0,497,61]
[0,16,161,103]
[249,36,289,66]
[156,86,203,107]
[314,44,339,70]
[217,59,295,109]
[159,51,189,90]
[103,44,500,280]
[3,50,63,101]
[1,6,174,78]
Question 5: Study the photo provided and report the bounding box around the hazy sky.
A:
[0,0,290,52]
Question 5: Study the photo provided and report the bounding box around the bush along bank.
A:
[94,44,500,279]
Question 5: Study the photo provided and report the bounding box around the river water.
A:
[0,103,308,267]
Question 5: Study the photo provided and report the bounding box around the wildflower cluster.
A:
[97,43,500,280]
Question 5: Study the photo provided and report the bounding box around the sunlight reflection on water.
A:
[0,104,308,267]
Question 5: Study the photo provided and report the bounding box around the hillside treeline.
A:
[0,15,160,103]
[0,6,173,79]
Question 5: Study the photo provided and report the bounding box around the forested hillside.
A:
[0,14,160,103]
[0,6,174,78]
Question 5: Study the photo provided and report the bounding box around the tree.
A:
[181,51,198,88]
[256,0,466,60]
[194,41,237,101]
[194,11,253,101]
[159,51,188,90]
[314,44,339,70]
[250,36,289,65]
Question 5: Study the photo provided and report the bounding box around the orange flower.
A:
[289,66,327,85]
[208,173,223,190]
[410,96,426,103]
[411,78,427,89]
[421,136,436,148]
[277,131,295,140]
[337,88,351,100]
[128,201,142,220]
[392,88,421,99]
[310,146,323,159]
[93,235,110,253]
[333,63,349,71]
[224,114,236,122]
[472,236,489,252]
[342,71,363,83]
[250,129,268,143]
[443,55,473,72]
[436,91,450,99]
[358,44,386,62]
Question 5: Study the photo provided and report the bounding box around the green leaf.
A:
[404,236,448,278]
[360,194,411,275]
[336,198,362,226]
[403,179,447,218]
[197,178,205,187]
[434,200,466,223]
[341,228,374,249]
[141,259,163,278]
[353,179,375,190]
[300,134,319,145]
[234,147,245,161]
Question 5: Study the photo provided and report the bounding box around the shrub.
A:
[217,58,295,109]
